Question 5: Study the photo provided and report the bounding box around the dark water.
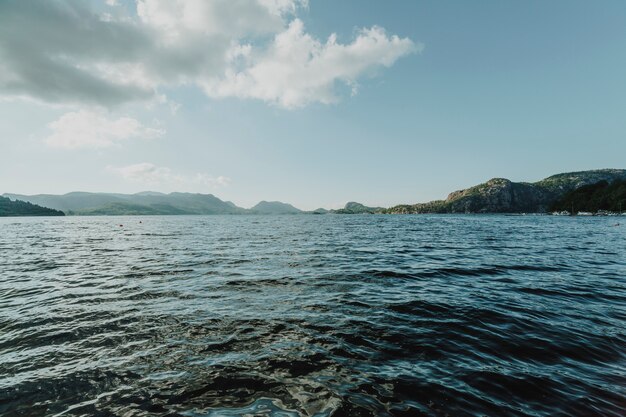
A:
[1,215,625,417]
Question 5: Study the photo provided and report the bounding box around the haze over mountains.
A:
[1,192,310,216]
[3,169,626,216]
[3,192,247,215]
[250,201,302,215]
[1,191,381,216]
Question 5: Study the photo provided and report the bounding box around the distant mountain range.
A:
[2,192,247,215]
[4,169,626,216]
[1,191,383,216]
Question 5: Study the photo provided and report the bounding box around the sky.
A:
[1,0,625,210]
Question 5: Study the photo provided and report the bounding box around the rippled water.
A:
[1,215,625,416]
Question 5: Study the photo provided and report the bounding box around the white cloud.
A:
[108,163,231,189]
[45,110,164,149]
[0,0,417,109]
[136,0,297,39]
[202,20,419,107]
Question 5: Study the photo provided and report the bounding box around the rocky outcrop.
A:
[442,179,552,213]
[387,169,626,214]
[333,202,385,214]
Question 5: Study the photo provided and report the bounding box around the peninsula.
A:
[0,196,65,217]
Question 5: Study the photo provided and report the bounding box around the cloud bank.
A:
[0,0,418,108]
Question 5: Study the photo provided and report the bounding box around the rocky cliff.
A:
[387,169,626,214]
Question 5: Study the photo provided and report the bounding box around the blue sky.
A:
[1,0,625,209]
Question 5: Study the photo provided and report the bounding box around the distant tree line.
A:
[550,180,626,213]
[0,197,65,216]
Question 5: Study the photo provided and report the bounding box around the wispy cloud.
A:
[107,162,231,189]
[0,0,417,109]
[44,110,164,149]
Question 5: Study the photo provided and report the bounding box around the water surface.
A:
[1,215,625,416]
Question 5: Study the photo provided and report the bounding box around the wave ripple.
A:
[1,215,625,416]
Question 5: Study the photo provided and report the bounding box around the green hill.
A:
[68,202,192,216]
[250,201,302,214]
[0,196,65,217]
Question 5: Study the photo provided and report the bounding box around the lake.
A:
[1,215,625,416]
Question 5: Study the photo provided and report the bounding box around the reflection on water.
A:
[0,215,625,416]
